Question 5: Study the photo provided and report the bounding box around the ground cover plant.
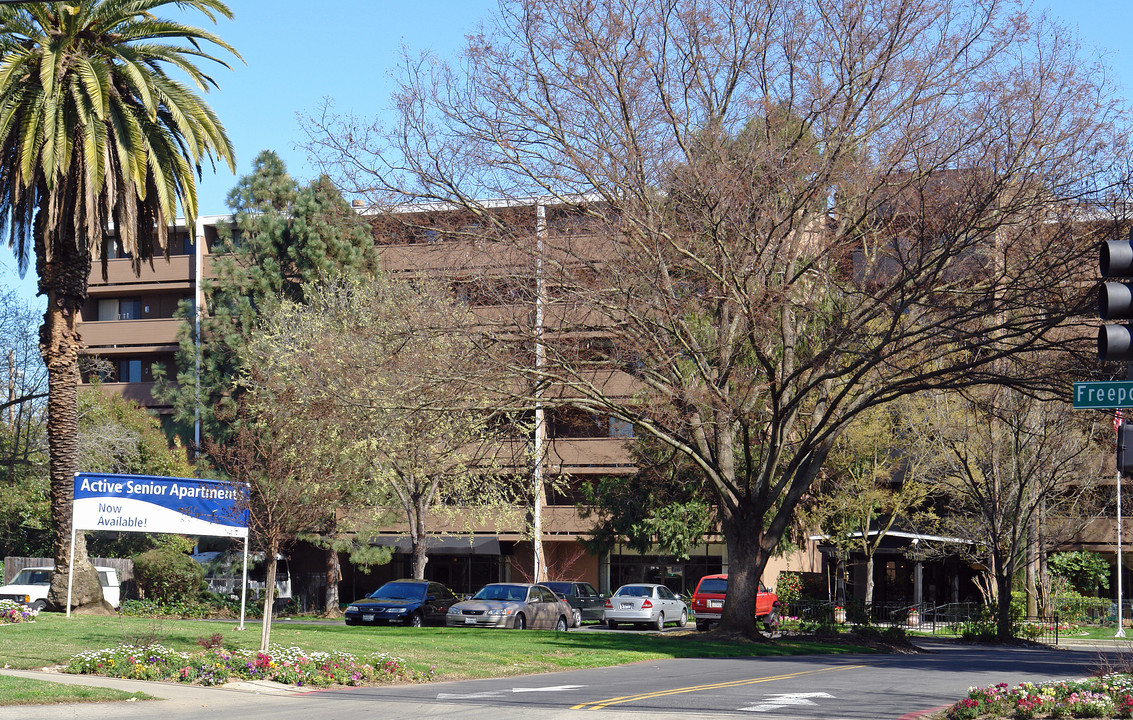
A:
[0,600,37,624]
[944,677,1133,719]
[65,643,424,687]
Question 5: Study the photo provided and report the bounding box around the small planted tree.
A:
[247,278,516,579]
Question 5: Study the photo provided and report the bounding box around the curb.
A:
[896,704,950,720]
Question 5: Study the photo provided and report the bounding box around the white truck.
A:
[0,566,121,611]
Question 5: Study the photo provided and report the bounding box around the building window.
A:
[609,418,634,438]
[98,298,141,321]
[118,360,142,383]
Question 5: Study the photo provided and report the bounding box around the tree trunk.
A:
[718,512,765,637]
[260,544,278,652]
[864,553,875,614]
[996,561,1013,641]
[324,546,341,616]
[41,269,102,611]
[1025,522,1038,618]
[410,500,428,579]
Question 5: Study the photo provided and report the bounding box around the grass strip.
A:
[0,674,152,705]
[0,614,873,681]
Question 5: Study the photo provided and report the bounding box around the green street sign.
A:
[1073,381,1133,409]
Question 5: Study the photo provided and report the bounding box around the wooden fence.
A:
[3,556,134,584]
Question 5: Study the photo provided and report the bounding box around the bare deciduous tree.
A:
[305,0,1128,635]
[903,387,1107,639]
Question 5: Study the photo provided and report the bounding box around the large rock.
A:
[69,599,117,616]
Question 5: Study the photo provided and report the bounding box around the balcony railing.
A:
[79,318,181,347]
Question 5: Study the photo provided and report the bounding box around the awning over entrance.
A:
[370,535,502,556]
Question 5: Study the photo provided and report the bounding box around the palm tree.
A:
[0,0,238,610]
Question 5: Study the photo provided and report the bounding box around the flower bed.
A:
[0,599,38,624]
[946,676,1133,719]
[65,643,430,687]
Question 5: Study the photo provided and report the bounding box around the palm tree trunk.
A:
[41,266,102,610]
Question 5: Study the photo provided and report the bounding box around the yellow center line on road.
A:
[570,664,867,711]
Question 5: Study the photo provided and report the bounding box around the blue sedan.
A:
[344,580,459,627]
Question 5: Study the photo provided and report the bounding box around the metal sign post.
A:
[1119,410,1127,638]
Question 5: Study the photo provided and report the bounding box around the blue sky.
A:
[0,0,1128,306]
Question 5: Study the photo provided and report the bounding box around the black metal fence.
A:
[780,598,1062,644]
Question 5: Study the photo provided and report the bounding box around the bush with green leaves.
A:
[1049,551,1111,597]
[132,549,205,603]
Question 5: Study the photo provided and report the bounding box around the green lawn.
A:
[0,674,152,705]
[0,613,873,681]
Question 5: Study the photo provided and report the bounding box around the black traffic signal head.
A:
[1119,423,1133,477]
[1099,231,1133,363]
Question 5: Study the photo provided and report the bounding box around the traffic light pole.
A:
[1118,460,1125,637]
[1121,364,1132,638]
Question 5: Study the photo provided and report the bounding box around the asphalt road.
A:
[0,638,1124,720]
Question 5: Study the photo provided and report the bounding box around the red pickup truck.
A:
[689,573,780,632]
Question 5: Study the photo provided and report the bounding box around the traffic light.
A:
[1100,230,1133,362]
[1120,423,1133,477]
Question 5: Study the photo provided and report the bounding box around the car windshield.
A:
[614,586,653,598]
[473,584,528,602]
[697,578,728,594]
[369,582,426,601]
[542,582,571,595]
[11,570,50,585]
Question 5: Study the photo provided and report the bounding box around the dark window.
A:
[118,360,142,383]
[697,578,728,594]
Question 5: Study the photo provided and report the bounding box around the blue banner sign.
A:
[73,473,249,538]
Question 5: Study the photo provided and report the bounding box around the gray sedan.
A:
[446,583,574,631]
[604,583,688,630]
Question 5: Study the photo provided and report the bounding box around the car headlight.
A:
[390,607,407,614]
[346,605,358,613]
[448,607,461,614]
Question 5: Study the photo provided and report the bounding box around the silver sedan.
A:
[604,583,688,630]
[446,583,574,630]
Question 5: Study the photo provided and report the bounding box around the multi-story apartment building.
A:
[78,201,824,604]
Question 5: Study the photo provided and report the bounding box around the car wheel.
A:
[763,609,780,633]
[30,599,45,613]
[515,613,527,630]
[410,612,423,628]
[654,612,665,631]
[678,609,688,627]
[696,620,710,632]
[556,615,568,632]
[572,608,582,627]
[607,620,619,630]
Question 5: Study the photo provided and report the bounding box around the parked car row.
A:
[343,574,780,633]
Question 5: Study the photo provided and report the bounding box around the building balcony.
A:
[80,318,182,349]
[546,437,634,473]
[88,256,194,288]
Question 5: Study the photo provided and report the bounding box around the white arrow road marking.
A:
[436,691,504,700]
[740,691,835,712]
[436,685,585,700]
